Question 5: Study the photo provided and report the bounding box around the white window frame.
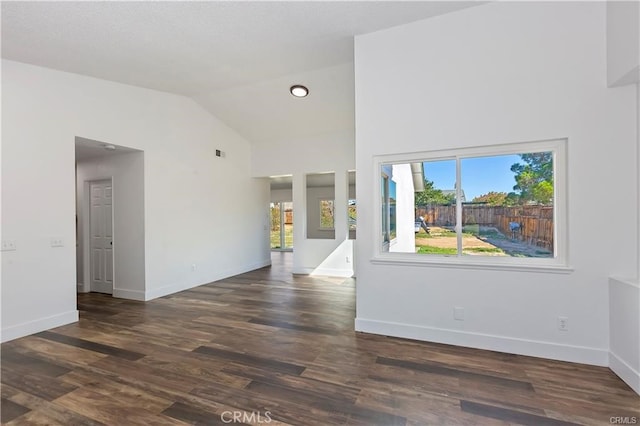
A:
[372,138,571,273]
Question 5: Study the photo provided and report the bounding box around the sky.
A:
[423,154,521,201]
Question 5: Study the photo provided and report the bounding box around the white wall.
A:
[252,131,354,178]
[354,2,638,366]
[253,131,355,276]
[76,151,145,299]
[1,60,270,341]
[608,18,640,392]
[607,0,640,87]
[608,78,640,396]
[270,188,292,203]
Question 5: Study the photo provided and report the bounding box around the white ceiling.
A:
[2,1,481,145]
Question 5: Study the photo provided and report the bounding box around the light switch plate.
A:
[1,240,17,251]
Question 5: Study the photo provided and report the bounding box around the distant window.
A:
[319,199,334,229]
[375,139,568,271]
[348,199,357,231]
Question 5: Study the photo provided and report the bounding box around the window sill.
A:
[370,255,573,274]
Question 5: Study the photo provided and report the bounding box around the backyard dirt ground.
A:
[415,235,498,249]
[416,226,551,257]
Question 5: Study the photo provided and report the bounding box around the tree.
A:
[270,204,281,232]
[531,181,553,205]
[504,192,520,206]
[472,191,508,206]
[415,179,455,206]
[510,152,553,205]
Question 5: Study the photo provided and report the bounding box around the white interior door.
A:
[90,180,113,294]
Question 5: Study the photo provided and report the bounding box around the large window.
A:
[375,139,568,271]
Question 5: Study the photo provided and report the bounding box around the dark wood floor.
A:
[2,252,639,425]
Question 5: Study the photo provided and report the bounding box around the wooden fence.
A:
[270,207,293,230]
[416,205,553,251]
[284,210,293,225]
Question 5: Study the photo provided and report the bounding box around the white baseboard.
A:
[76,282,89,293]
[145,259,272,301]
[610,350,640,395]
[1,310,79,343]
[355,318,608,366]
[113,288,146,301]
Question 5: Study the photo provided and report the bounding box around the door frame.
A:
[271,201,293,252]
[82,177,115,293]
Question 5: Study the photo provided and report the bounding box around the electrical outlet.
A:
[558,316,569,331]
[191,264,197,272]
[454,306,465,321]
[50,238,64,247]
[346,256,350,263]
[1,240,16,251]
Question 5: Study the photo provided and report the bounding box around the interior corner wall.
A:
[607,1,640,392]
[354,2,638,366]
[607,82,640,396]
[606,0,640,87]
[252,131,355,275]
[76,152,145,300]
[1,59,270,342]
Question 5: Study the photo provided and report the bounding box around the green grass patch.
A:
[417,246,458,255]
[420,229,458,238]
[418,246,505,255]
[271,224,293,249]
[479,229,501,237]
[463,247,504,254]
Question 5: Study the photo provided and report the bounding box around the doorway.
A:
[270,201,293,250]
[75,136,145,300]
[88,180,114,294]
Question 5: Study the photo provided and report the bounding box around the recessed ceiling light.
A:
[103,144,116,151]
[289,85,309,98]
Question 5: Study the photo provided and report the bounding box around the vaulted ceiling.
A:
[2,1,481,145]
